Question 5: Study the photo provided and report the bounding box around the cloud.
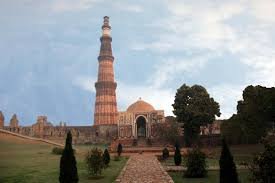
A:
[72,76,96,93]
[130,0,275,119]
[148,54,213,88]
[250,0,275,23]
[113,2,143,13]
[117,82,174,116]
[208,84,245,119]
[52,0,100,12]
[132,42,173,52]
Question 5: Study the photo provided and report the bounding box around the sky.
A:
[1,0,275,126]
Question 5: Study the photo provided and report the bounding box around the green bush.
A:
[162,148,169,160]
[102,149,110,168]
[117,143,122,157]
[250,140,275,183]
[185,148,207,178]
[174,146,182,166]
[86,148,103,176]
[59,131,79,183]
[52,147,63,155]
[219,138,239,183]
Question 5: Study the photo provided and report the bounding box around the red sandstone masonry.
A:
[94,16,118,125]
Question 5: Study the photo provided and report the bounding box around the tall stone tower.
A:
[0,111,4,129]
[94,16,118,126]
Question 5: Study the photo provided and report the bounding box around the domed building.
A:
[117,98,165,140]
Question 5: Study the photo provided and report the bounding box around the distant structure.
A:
[94,16,118,125]
[200,120,222,135]
[118,98,165,140]
[0,111,4,129]
[32,116,52,138]
[9,114,19,128]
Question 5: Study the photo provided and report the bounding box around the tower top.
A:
[102,16,111,36]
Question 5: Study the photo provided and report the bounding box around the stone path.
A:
[116,154,174,183]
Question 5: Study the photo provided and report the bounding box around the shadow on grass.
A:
[88,175,104,180]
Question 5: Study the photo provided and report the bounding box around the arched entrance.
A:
[136,116,146,138]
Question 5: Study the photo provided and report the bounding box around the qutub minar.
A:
[0,16,221,146]
[94,16,118,126]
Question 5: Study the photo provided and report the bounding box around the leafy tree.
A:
[221,115,243,144]
[102,149,110,168]
[250,140,275,183]
[162,148,169,160]
[185,148,207,178]
[219,138,239,183]
[59,131,79,183]
[173,84,221,147]
[222,85,275,144]
[117,143,122,157]
[174,145,182,166]
[86,148,103,176]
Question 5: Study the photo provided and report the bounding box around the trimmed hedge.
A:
[52,147,63,155]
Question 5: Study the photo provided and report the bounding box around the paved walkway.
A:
[116,154,174,183]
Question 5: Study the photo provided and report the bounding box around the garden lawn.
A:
[0,134,127,183]
[162,144,263,167]
[170,170,250,183]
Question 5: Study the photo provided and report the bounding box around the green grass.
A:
[162,157,252,167]
[0,137,127,183]
[161,144,264,182]
[170,170,251,183]
[162,144,263,167]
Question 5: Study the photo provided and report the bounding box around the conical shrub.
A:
[103,149,110,168]
[174,145,182,166]
[219,138,239,183]
[59,131,79,183]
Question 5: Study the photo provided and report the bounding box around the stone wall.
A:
[3,115,118,144]
[4,125,117,144]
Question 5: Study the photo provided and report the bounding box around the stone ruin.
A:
[0,111,4,129]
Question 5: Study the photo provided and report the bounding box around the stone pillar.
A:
[0,111,4,129]
[94,16,118,125]
[9,114,19,128]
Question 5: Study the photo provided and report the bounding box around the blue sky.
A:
[1,0,275,126]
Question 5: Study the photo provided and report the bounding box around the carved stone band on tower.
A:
[94,16,118,125]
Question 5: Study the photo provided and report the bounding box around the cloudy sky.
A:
[1,0,275,126]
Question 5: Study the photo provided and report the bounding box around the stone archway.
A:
[136,116,146,138]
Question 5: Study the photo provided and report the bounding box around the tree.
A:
[86,148,103,176]
[174,145,182,166]
[173,84,221,147]
[222,85,275,144]
[219,138,239,183]
[102,149,110,168]
[117,143,122,157]
[221,115,243,144]
[185,148,207,178]
[59,131,79,183]
[250,140,275,183]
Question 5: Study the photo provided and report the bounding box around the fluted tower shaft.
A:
[94,16,118,125]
